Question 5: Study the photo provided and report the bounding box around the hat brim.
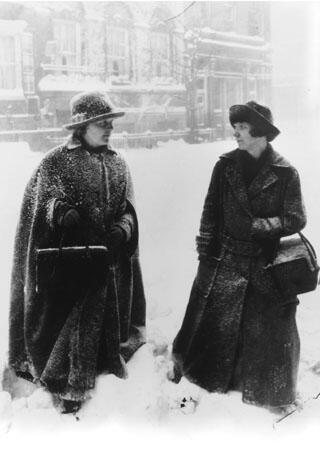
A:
[63,111,125,130]
[229,104,280,141]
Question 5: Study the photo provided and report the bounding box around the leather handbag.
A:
[265,232,319,297]
[36,242,110,294]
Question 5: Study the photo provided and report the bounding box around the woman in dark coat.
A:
[8,91,146,413]
[171,101,306,409]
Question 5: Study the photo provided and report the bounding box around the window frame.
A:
[21,32,35,94]
[0,35,17,90]
[52,19,81,68]
[150,30,170,78]
[106,25,129,77]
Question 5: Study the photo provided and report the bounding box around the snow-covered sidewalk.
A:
[0,137,320,451]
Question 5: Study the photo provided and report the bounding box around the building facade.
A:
[0,1,272,139]
[183,1,272,139]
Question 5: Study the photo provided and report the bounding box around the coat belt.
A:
[221,233,262,257]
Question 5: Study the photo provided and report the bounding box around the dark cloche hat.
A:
[229,100,280,141]
[63,91,125,130]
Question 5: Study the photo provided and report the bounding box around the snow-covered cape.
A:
[8,138,146,401]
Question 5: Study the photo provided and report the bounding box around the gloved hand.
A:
[106,225,126,248]
[54,201,80,229]
[61,208,81,229]
[280,296,299,312]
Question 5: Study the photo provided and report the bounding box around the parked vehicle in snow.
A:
[106,84,187,133]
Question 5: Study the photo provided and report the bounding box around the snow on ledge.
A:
[200,38,270,52]
[0,89,24,100]
[200,27,266,43]
[0,20,27,35]
[38,75,106,93]
[38,74,186,93]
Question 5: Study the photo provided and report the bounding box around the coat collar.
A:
[220,144,289,214]
[65,136,117,155]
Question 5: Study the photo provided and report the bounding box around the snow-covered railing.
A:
[41,64,104,75]
[0,127,219,151]
[111,130,188,149]
[110,129,218,149]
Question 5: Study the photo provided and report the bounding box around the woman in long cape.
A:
[8,91,146,412]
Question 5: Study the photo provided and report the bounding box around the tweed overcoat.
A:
[9,138,146,401]
[173,145,306,407]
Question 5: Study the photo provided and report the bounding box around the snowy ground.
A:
[0,133,320,454]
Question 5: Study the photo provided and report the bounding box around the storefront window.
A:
[225,78,242,106]
[146,92,186,107]
[108,91,141,108]
[108,90,186,109]
[0,36,16,90]
[248,77,258,99]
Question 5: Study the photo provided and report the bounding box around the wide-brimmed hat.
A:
[63,91,125,130]
[229,100,280,141]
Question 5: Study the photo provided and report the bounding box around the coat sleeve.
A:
[37,156,70,231]
[251,167,307,239]
[113,167,134,242]
[113,209,134,242]
[196,160,223,259]
[112,162,136,242]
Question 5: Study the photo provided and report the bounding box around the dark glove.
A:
[106,225,126,249]
[61,208,81,229]
[54,201,80,229]
[280,296,299,312]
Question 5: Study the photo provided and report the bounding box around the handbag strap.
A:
[219,161,225,238]
[214,160,225,250]
[298,231,318,267]
[279,169,318,267]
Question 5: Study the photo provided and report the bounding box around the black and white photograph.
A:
[0,0,319,454]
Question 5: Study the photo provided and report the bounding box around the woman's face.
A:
[232,122,261,151]
[83,118,114,147]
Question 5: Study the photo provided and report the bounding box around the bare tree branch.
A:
[164,1,196,23]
